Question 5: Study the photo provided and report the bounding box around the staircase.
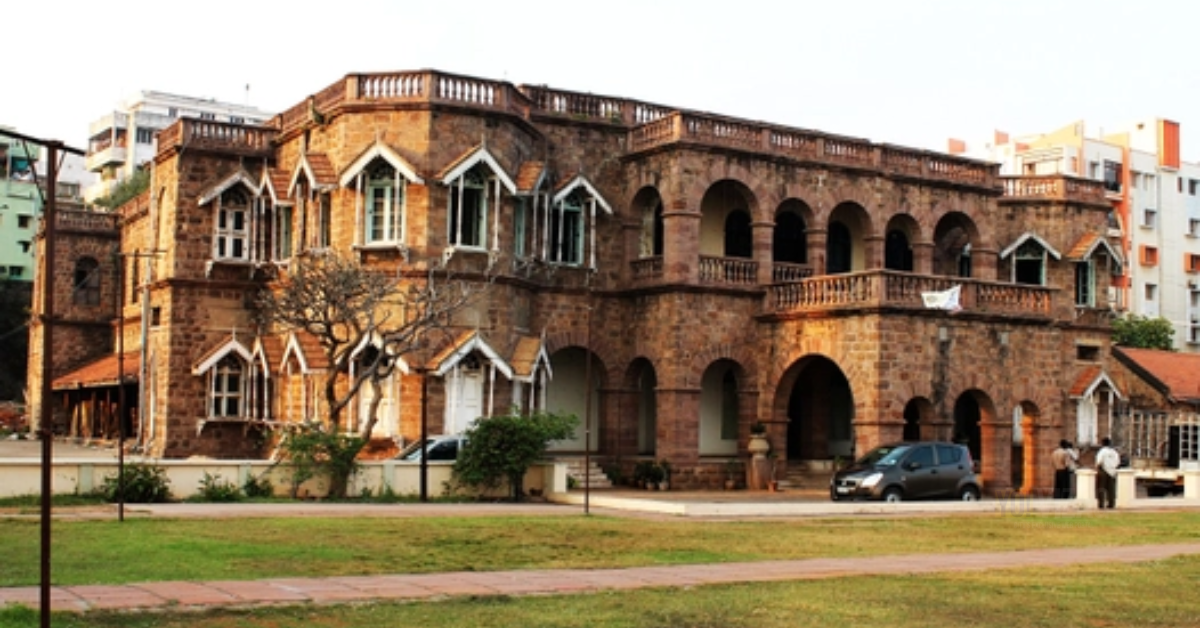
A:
[779,460,836,494]
[556,457,613,489]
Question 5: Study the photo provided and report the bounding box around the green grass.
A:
[6,555,1198,628]
[2,511,1200,587]
[0,493,108,509]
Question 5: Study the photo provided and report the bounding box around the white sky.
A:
[7,0,1199,159]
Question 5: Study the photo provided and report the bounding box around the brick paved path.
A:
[3,543,1198,614]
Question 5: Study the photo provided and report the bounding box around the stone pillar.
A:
[1020,416,1035,496]
[654,386,700,473]
[806,228,828,275]
[662,201,700,284]
[1185,470,1200,500]
[980,419,1012,495]
[620,221,642,284]
[972,246,999,281]
[752,220,774,285]
[1116,469,1137,508]
[1075,468,1097,506]
[863,234,884,270]
[912,241,934,275]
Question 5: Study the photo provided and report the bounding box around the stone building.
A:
[28,70,1125,494]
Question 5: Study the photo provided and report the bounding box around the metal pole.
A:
[419,368,429,502]
[116,252,126,521]
[38,140,59,628]
[583,287,592,515]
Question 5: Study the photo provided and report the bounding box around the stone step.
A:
[556,457,613,489]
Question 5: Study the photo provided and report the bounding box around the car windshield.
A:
[856,445,911,467]
[397,438,437,461]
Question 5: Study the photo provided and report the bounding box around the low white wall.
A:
[0,458,566,500]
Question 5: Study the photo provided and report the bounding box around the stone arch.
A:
[884,213,920,272]
[698,179,758,257]
[621,356,659,456]
[902,397,939,442]
[544,345,608,453]
[933,211,982,277]
[631,185,664,258]
[697,358,750,456]
[771,352,857,462]
[686,343,758,390]
[950,388,1001,492]
[826,202,873,274]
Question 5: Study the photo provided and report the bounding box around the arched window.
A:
[724,210,752,258]
[773,212,807,264]
[73,257,101,306]
[827,222,852,274]
[211,355,245,418]
[885,230,913,271]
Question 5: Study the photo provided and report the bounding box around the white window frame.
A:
[360,161,407,246]
[448,167,489,249]
[550,192,585,265]
[210,355,246,419]
[273,204,294,261]
[214,188,251,262]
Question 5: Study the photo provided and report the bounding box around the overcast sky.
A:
[8,0,1199,159]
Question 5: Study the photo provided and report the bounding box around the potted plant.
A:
[634,460,654,489]
[767,452,781,492]
[748,422,771,459]
[657,459,672,491]
[646,461,665,490]
[724,459,742,490]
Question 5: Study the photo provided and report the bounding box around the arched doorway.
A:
[724,210,752,258]
[777,356,855,462]
[699,360,741,455]
[885,229,913,271]
[951,389,1000,490]
[773,206,807,265]
[953,394,982,463]
[826,222,852,274]
[545,347,602,452]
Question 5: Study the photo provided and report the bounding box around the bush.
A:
[278,428,365,499]
[99,464,172,503]
[193,472,242,502]
[242,473,274,499]
[452,411,578,501]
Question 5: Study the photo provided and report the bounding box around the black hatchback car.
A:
[830,442,981,502]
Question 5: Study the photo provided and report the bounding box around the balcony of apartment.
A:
[84,136,127,172]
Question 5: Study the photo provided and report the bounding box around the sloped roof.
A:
[552,173,613,214]
[259,168,294,205]
[198,170,257,206]
[1114,346,1200,405]
[515,161,546,194]
[436,144,517,194]
[52,352,139,390]
[288,152,338,195]
[999,231,1061,260]
[192,335,254,375]
[281,330,331,373]
[252,334,286,377]
[1068,365,1124,400]
[509,335,551,382]
[339,139,424,187]
[1066,233,1123,264]
[429,329,513,378]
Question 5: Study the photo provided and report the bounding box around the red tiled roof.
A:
[1068,366,1102,398]
[305,153,338,188]
[287,331,330,371]
[261,168,292,202]
[1115,347,1200,403]
[515,161,545,193]
[509,335,543,379]
[53,352,139,390]
[436,143,485,181]
[255,335,286,372]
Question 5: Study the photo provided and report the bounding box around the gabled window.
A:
[73,257,101,305]
[448,166,489,248]
[273,205,294,261]
[210,355,245,418]
[550,191,585,265]
[363,160,406,245]
[214,187,251,261]
[316,192,332,249]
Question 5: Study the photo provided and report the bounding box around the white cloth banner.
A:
[921,285,962,312]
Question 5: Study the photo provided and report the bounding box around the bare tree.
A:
[257,252,483,439]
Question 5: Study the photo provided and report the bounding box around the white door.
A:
[447,369,483,434]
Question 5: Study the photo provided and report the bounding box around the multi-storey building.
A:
[954,120,1200,351]
[30,70,1124,494]
[84,91,271,201]
[0,129,41,282]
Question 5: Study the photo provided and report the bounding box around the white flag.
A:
[921,285,962,312]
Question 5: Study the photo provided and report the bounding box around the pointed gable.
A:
[552,172,613,214]
[436,144,517,194]
[288,152,338,196]
[430,330,513,378]
[509,335,551,382]
[252,334,286,377]
[1066,232,1123,264]
[515,161,547,195]
[198,169,258,206]
[1068,366,1124,400]
[281,331,331,373]
[259,167,294,205]
[192,335,254,375]
[999,231,1061,260]
[339,140,424,187]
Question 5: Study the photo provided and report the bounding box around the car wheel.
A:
[959,485,980,501]
[883,487,903,503]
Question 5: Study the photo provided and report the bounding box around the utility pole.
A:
[0,128,84,628]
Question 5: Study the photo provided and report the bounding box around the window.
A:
[1142,208,1157,229]
[513,197,529,258]
[1190,180,1199,196]
[448,167,488,248]
[135,128,155,144]
[73,257,100,305]
[214,188,250,261]
[168,107,178,118]
[7,266,23,278]
[363,161,405,245]
[1140,245,1159,266]
[1145,283,1158,301]
[230,116,245,125]
[273,205,293,260]
[1103,161,1121,193]
[1076,345,1101,361]
[1074,262,1093,306]
[1191,326,1200,345]
[550,192,585,264]
[317,192,332,248]
[17,215,31,229]
[199,112,216,121]
[1013,240,1047,285]
[1088,162,1099,179]
[1190,219,1200,238]
[1189,254,1200,273]
[210,355,244,418]
[130,256,139,304]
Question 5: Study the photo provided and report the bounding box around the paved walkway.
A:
[4,543,1200,614]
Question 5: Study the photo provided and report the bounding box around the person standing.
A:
[1095,437,1120,509]
[1051,439,1078,499]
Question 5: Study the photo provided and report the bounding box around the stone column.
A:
[863,234,884,270]
[1075,468,1097,506]
[1116,469,1137,508]
[620,221,642,284]
[806,228,828,276]
[912,241,935,275]
[1184,469,1200,500]
[662,201,700,284]
[752,220,774,285]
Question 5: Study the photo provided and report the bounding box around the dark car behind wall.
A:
[830,442,981,502]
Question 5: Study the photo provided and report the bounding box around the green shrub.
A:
[99,464,172,503]
[278,428,365,498]
[242,473,274,498]
[452,411,578,501]
[193,472,242,502]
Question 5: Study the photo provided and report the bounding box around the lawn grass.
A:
[5,554,1197,628]
[2,511,1200,587]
